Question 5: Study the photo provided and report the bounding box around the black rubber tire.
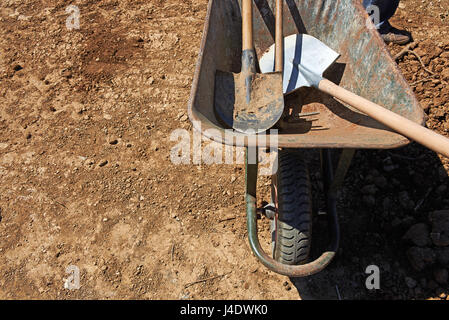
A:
[271,150,312,265]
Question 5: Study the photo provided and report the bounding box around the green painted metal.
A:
[245,148,339,277]
[188,0,425,149]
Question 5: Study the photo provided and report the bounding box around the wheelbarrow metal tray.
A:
[188,0,425,149]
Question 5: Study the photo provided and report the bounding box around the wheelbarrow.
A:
[188,0,426,277]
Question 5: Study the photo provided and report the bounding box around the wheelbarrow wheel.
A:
[271,150,312,265]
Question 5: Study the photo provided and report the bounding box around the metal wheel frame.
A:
[245,147,355,277]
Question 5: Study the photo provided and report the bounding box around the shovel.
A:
[259,33,449,159]
[214,0,284,134]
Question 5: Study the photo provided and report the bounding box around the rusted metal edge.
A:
[187,0,421,149]
[190,111,411,149]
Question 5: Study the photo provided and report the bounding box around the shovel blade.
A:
[259,34,340,94]
[214,70,284,133]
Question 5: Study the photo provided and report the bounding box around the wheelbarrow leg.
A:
[325,148,356,198]
[245,147,340,277]
[319,148,355,258]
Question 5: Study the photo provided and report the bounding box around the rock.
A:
[433,107,445,118]
[61,68,72,78]
[391,217,402,229]
[362,184,378,195]
[442,68,449,82]
[98,159,108,167]
[398,191,414,210]
[419,278,427,289]
[428,280,438,290]
[429,210,449,246]
[402,223,431,247]
[438,167,447,181]
[405,277,417,289]
[363,195,376,206]
[436,184,448,195]
[13,64,23,72]
[436,247,449,265]
[414,287,422,296]
[406,247,436,271]
[433,268,448,285]
[382,197,392,211]
[373,175,388,188]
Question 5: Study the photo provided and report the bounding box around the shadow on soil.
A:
[288,144,448,300]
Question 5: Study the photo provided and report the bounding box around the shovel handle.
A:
[275,0,283,72]
[318,79,449,159]
[242,0,253,51]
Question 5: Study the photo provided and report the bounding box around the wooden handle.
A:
[318,79,449,159]
[242,0,253,51]
[275,0,283,72]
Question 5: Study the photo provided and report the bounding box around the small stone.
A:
[382,197,392,211]
[383,164,397,172]
[436,185,448,195]
[398,191,414,210]
[433,268,448,285]
[405,277,417,289]
[429,210,449,246]
[428,280,438,290]
[419,278,427,289]
[109,139,118,145]
[414,287,422,296]
[98,160,108,167]
[373,176,388,188]
[406,246,436,271]
[436,248,449,265]
[391,217,402,228]
[13,64,23,72]
[61,68,72,78]
[361,184,378,195]
[402,223,431,247]
[103,218,108,222]
[362,195,376,206]
[442,68,449,82]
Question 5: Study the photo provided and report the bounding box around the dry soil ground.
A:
[0,0,448,300]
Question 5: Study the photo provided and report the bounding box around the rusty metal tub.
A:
[188,0,424,148]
